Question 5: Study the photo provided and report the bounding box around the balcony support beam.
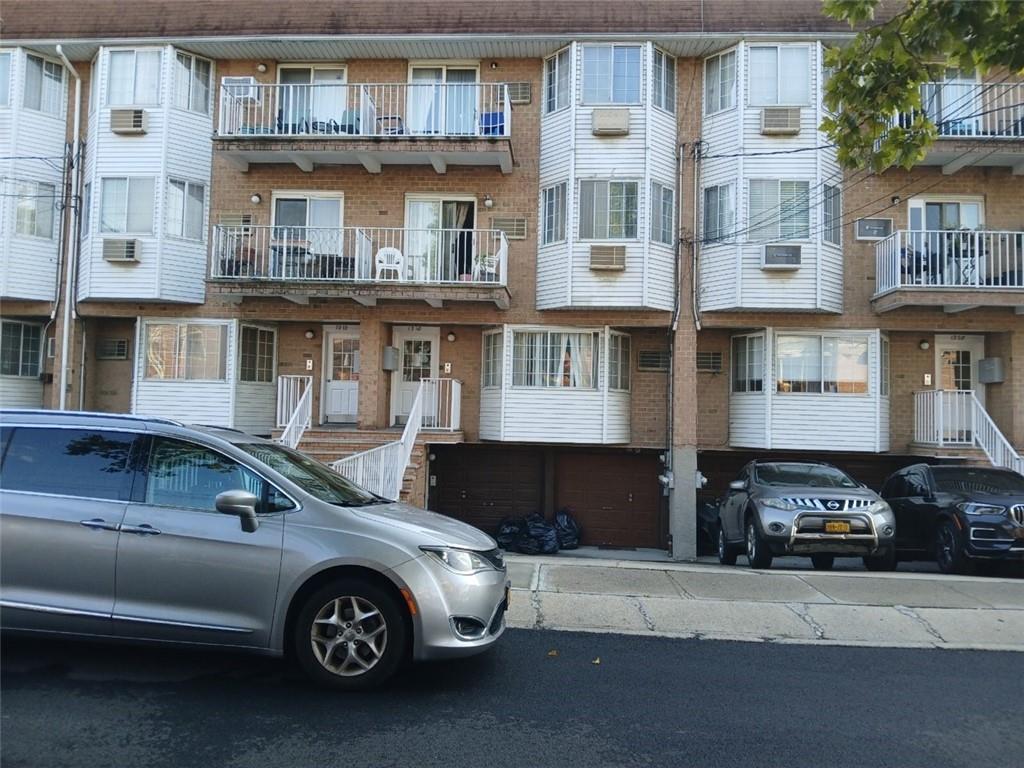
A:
[944,304,980,314]
[942,154,976,175]
[224,154,249,173]
[283,294,310,305]
[428,154,447,174]
[1013,160,1024,176]
[499,153,513,174]
[287,153,314,173]
[353,296,377,307]
[424,298,444,308]
[357,153,382,174]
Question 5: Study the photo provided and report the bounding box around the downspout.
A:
[691,140,701,333]
[666,143,687,486]
[56,45,81,411]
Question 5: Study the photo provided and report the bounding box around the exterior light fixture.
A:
[891,195,901,206]
[482,194,494,209]
[304,329,316,340]
[250,193,262,204]
[447,332,457,342]
[489,61,499,70]
[919,340,930,351]
[256,63,268,73]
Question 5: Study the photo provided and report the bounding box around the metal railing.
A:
[890,81,1024,138]
[421,378,462,431]
[219,82,511,139]
[278,375,313,449]
[914,389,1024,475]
[875,230,1024,295]
[211,225,508,286]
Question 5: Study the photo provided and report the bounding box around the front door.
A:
[391,326,440,426]
[324,327,360,423]
[935,334,985,443]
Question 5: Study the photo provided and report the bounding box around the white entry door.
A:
[323,328,360,423]
[391,326,440,426]
[935,334,985,443]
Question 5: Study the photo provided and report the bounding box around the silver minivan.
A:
[0,410,510,689]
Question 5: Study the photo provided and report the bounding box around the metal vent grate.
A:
[589,245,626,271]
[637,349,670,372]
[506,82,532,104]
[96,338,129,360]
[489,216,527,240]
[696,351,723,372]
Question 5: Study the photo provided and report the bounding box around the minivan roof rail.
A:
[0,409,183,427]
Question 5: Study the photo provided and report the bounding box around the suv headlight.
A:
[957,502,1006,516]
[866,500,892,515]
[760,497,796,512]
[420,546,497,575]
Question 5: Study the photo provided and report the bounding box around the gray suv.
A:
[717,460,896,571]
[0,411,510,689]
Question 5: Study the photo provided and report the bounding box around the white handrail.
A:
[913,389,1024,474]
[278,376,312,449]
[970,393,1024,476]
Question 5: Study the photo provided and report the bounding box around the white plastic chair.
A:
[375,247,404,280]
[473,240,506,282]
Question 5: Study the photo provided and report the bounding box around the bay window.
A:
[582,44,641,105]
[166,179,205,240]
[482,331,503,388]
[652,49,676,112]
[239,326,275,383]
[579,180,638,240]
[100,177,154,234]
[731,335,764,393]
[608,333,631,391]
[542,182,567,245]
[748,45,809,106]
[174,52,211,114]
[512,331,598,389]
[107,49,161,106]
[144,322,227,381]
[704,50,736,114]
[14,182,55,239]
[749,179,810,241]
[776,334,869,395]
[544,48,570,114]
[650,182,675,246]
[1,321,42,377]
[703,184,735,243]
[23,54,63,115]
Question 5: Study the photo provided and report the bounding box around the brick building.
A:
[1,1,1021,559]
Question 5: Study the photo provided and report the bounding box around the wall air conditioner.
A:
[505,82,532,105]
[760,107,801,135]
[762,244,801,269]
[222,76,262,102]
[591,108,630,136]
[103,239,140,262]
[110,109,147,135]
[589,245,626,271]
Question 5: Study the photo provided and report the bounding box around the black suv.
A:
[880,464,1024,574]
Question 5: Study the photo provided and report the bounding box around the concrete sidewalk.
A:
[504,554,1024,652]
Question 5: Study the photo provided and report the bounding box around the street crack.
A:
[894,605,946,643]
[786,603,826,640]
[633,598,656,631]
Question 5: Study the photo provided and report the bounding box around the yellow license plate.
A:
[825,521,851,534]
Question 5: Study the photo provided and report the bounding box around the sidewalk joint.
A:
[893,605,947,643]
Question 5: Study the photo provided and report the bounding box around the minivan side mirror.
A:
[215,490,260,533]
[729,479,747,492]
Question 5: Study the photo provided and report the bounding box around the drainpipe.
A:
[691,140,701,333]
[56,45,81,411]
[665,143,687,494]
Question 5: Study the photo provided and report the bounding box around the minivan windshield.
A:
[239,443,384,506]
[755,463,860,489]
[932,468,1024,495]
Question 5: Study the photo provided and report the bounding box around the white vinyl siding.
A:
[14,182,55,239]
[165,178,205,240]
[703,184,734,243]
[652,48,675,112]
[544,48,570,114]
[748,46,810,106]
[143,321,228,381]
[100,177,154,234]
[704,50,736,114]
[22,54,63,115]
[542,182,567,244]
[579,180,638,240]
[173,52,211,114]
[107,49,161,106]
[749,180,810,241]
[581,44,641,105]
[823,184,842,246]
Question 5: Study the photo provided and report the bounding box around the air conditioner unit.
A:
[762,244,801,269]
[505,82,532,105]
[103,239,140,262]
[589,244,626,271]
[110,108,147,135]
[591,108,630,136]
[221,76,262,102]
[760,107,801,135]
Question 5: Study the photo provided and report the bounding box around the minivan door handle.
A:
[80,518,120,532]
[121,524,162,536]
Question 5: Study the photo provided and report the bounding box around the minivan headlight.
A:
[760,497,796,512]
[957,502,1005,516]
[420,546,496,575]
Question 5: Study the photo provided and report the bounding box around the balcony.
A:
[208,225,510,308]
[873,230,1024,312]
[890,81,1024,172]
[215,82,513,174]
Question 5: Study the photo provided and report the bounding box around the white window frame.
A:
[481,330,503,389]
[823,184,842,246]
[581,44,642,105]
[704,49,737,115]
[238,325,276,384]
[579,180,639,241]
[22,53,64,116]
[142,320,229,382]
[775,332,871,396]
[541,182,567,245]
[703,183,735,243]
[165,178,206,241]
[80,182,91,239]
[731,333,765,394]
[650,181,675,246]
[747,44,811,107]
[0,52,13,108]
[652,48,676,113]
[0,320,42,378]
[543,47,571,115]
[173,50,212,114]
[100,177,155,235]
[748,179,811,242]
[608,332,631,391]
[510,329,600,390]
[106,48,162,107]
[270,190,346,231]
[880,335,890,397]
[14,181,55,240]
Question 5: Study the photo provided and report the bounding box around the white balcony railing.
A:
[421,378,462,431]
[914,389,1024,475]
[219,82,511,139]
[277,375,313,449]
[890,81,1024,139]
[211,225,508,286]
[875,230,1024,295]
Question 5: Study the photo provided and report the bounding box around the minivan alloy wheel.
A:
[310,596,388,676]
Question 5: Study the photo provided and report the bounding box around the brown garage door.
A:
[429,445,543,537]
[555,452,665,548]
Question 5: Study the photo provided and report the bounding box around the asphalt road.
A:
[1,629,1019,768]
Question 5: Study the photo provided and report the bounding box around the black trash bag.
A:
[554,507,581,550]
[524,512,560,555]
[496,517,525,551]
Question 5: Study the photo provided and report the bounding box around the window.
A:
[107,49,161,105]
[880,336,890,397]
[0,52,11,107]
[776,334,869,394]
[165,179,205,240]
[482,331,503,388]
[823,184,842,245]
[81,182,91,238]
[579,180,638,240]
[703,184,735,243]
[0,427,135,500]
[100,177,154,234]
[542,182,567,245]
[173,52,211,113]
[704,50,736,114]
[731,335,764,393]
[1,321,41,377]
[581,45,641,104]
[608,333,631,391]
[143,322,228,381]
[23,54,63,115]
[512,331,599,389]
[855,218,892,241]
[748,46,809,106]
[652,49,675,112]
[749,180,810,241]
[637,349,670,372]
[650,182,675,245]
[14,182,55,239]
[696,351,723,373]
[96,337,129,360]
[239,326,275,383]
[145,437,264,512]
[544,48,570,114]
[239,442,374,506]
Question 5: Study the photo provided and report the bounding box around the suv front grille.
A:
[1011,505,1024,525]
[781,498,873,512]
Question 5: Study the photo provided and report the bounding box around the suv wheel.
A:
[810,554,835,571]
[746,518,773,569]
[717,525,738,566]
[293,578,408,690]
[935,520,971,575]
